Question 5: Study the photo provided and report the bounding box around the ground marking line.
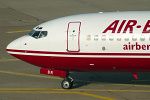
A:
[0,59,19,61]
[0,88,150,92]
[0,88,64,91]
[75,92,116,100]
[7,30,31,33]
[113,84,150,88]
[0,91,116,100]
[0,70,61,80]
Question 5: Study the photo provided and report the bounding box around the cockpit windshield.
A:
[28,30,47,39]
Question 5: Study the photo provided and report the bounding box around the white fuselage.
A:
[6,11,150,72]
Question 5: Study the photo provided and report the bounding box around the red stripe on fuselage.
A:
[7,49,150,72]
[10,53,150,72]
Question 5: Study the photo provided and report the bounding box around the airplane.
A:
[6,11,150,89]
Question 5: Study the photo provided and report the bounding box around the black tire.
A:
[61,78,73,89]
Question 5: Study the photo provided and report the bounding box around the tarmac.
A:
[1,0,150,100]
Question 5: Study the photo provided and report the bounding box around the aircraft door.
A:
[67,22,81,52]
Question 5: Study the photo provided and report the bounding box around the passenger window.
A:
[109,35,114,41]
[86,35,91,41]
[94,35,99,41]
[117,36,121,41]
[140,35,145,41]
[101,35,106,41]
[132,35,137,41]
[124,36,129,41]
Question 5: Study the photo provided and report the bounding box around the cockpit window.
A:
[32,31,41,39]
[28,30,47,39]
[39,31,47,38]
[28,30,35,36]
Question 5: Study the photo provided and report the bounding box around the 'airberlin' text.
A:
[123,42,150,50]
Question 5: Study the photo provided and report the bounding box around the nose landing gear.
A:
[61,76,73,89]
[40,68,74,89]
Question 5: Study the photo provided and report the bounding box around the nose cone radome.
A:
[6,37,22,52]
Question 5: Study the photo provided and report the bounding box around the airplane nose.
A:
[6,35,29,60]
[6,37,22,52]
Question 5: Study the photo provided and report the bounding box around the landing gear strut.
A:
[61,72,73,89]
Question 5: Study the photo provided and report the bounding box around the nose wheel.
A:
[61,76,73,89]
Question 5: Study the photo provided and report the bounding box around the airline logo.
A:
[103,20,150,33]
[123,42,150,50]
